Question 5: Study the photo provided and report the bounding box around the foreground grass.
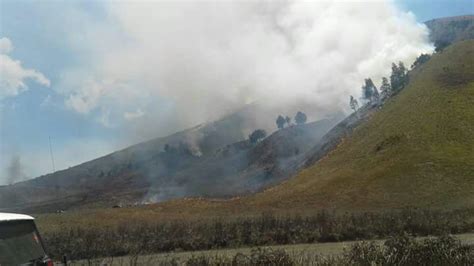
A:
[69,233,474,265]
[70,240,357,265]
[40,208,474,261]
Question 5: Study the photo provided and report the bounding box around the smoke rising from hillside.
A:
[59,0,433,142]
[6,155,26,185]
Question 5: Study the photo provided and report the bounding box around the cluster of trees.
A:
[248,111,308,145]
[276,111,307,129]
[163,142,194,155]
[276,115,291,129]
[350,61,410,112]
[411,53,431,69]
[248,129,267,144]
[390,61,409,94]
[350,47,443,113]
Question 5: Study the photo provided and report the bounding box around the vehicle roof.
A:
[0,212,34,222]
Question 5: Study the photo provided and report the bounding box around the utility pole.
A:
[48,136,56,173]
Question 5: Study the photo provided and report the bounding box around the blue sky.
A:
[0,1,119,182]
[397,0,473,22]
[0,0,472,183]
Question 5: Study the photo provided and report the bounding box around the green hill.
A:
[246,40,474,211]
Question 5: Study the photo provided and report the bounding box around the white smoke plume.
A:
[58,0,433,141]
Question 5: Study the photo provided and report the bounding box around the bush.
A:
[411,53,431,69]
[344,234,474,266]
[384,234,473,265]
[248,129,267,144]
[344,241,384,265]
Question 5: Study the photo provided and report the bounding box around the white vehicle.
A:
[0,212,52,266]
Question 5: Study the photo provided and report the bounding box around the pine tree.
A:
[362,78,376,101]
[372,87,380,102]
[390,62,408,93]
[380,77,391,99]
[398,61,409,88]
[390,63,400,92]
[285,116,291,126]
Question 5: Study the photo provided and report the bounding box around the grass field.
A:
[70,241,356,265]
[68,233,474,265]
[39,208,474,261]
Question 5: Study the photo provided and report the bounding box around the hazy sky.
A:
[0,0,471,183]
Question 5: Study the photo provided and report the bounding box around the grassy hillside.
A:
[246,40,474,210]
[34,41,474,236]
[0,115,338,213]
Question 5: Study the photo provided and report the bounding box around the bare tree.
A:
[350,96,359,112]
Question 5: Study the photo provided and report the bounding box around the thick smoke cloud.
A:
[58,0,433,141]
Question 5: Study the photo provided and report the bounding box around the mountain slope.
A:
[70,40,474,219]
[0,107,254,210]
[3,16,473,214]
[425,15,474,44]
[245,40,474,210]
[143,118,338,201]
[0,113,340,212]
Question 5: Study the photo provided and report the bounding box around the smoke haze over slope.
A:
[1,0,434,184]
[60,0,433,141]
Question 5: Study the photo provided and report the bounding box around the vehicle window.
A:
[0,220,46,265]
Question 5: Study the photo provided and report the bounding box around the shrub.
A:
[343,233,474,266]
[249,129,267,144]
[344,241,384,265]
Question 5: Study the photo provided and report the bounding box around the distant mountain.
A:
[425,15,474,44]
[0,102,342,212]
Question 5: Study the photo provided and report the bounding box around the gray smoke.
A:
[0,0,436,186]
[57,0,433,143]
[6,155,26,185]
